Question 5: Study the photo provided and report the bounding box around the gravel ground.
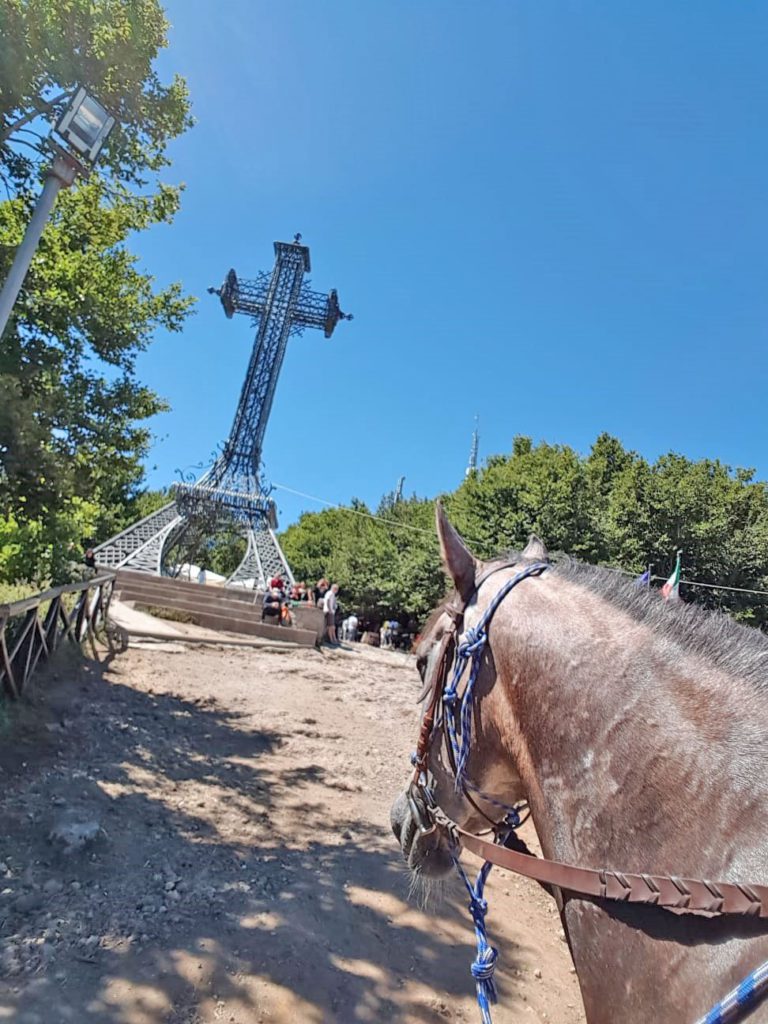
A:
[0,638,585,1023]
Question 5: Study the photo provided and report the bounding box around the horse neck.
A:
[489,578,768,881]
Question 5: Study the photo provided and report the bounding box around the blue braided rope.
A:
[695,959,768,1024]
[443,645,468,772]
[433,563,549,1024]
[452,854,498,1024]
[449,813,522,1024]
[456,627,486,785]
[445,563,549,791]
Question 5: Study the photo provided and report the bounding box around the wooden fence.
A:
[0,573,116,699]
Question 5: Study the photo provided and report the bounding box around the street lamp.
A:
[52,87,115,166]
[0,86,116,337]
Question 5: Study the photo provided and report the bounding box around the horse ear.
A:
[435,502,476,601]
[522,534,549,562]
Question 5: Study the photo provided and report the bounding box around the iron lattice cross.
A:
[95,236,351,588]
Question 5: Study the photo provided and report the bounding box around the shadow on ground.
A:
[0,646,526,1023]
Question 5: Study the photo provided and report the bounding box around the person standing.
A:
[314,578,329,607]
[346,612,359,643]
[323,583,339,645]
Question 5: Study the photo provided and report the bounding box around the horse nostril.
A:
[390,791,409,843]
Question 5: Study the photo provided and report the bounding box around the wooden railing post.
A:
[0,572,116,700]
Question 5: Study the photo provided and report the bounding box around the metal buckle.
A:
[407,782,437,837]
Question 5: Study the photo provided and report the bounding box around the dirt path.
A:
[0,640,585,1023]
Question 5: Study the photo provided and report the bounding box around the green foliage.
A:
[124,487,171,523]
[0,0,193,583]
[0,496,99,585]
[447,437,594,560]
[280,496,444,622]
[205,530,247,579]
[281,435,768,628]
[0,0,193,191]
[0,576,43,603]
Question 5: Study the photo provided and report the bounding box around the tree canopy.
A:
[280,434,768,629]
[0,0,192,191]
[0,0,193,584]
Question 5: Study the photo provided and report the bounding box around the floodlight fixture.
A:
[0,86,116,336]
[53,86,115,167]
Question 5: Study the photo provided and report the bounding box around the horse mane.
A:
[546,556,768,692]
[430,551,768,690]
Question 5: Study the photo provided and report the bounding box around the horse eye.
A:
[416,655,427,678]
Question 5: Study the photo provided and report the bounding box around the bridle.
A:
[407,560,768,1024]
[409,561,547,837]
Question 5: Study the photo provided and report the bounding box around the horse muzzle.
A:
[390,787,454,878]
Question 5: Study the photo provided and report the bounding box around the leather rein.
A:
[410,562,768,920]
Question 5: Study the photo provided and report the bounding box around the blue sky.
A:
[134,2,768,528]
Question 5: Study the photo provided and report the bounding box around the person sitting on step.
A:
[261,587,283,625]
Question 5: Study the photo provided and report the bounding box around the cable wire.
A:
[271,483,768,599]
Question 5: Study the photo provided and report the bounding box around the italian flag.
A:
[661,552,681,601]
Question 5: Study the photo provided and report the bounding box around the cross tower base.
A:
[94,502,293,589]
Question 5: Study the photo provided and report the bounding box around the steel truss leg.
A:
[227,519,294,589]
[96,503,293,589]
[94,503,184,573]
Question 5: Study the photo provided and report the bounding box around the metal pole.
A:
[0,153,78,338]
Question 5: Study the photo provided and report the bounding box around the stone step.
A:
[117,576,263,614]
[115,570,324,635]
[116,578,323,633]
[117,594,318,647]
[114,571,323,647]
[117,569,263,606]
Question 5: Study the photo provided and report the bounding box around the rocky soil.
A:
[0,638,585,1023]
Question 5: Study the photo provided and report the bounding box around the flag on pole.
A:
[661,552,682,601]
[635,568,651,587]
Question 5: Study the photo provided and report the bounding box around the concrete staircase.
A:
[114,570,323,647]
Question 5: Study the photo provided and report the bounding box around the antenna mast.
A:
[465,416,479,478]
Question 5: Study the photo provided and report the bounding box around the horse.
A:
[391,505,768,1023]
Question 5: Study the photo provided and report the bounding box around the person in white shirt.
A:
[342,613,359,642]
[322,583,339,644]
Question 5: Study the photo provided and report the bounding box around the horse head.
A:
[391,508,768,1021]
[391,503,549,878]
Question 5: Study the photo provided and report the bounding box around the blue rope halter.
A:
[694,960,768,1024]
[443,563,550,793]
[432,561,768,1024]
[432,563,548,1022]
[451,808,521,1024]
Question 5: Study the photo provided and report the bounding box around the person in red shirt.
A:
[269,575,285,596]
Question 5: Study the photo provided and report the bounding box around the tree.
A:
[280,496,444,622]
[0,1,193,583]
[279,435,768,629]
[447,436,595,559]
[0,0,191,192]
[375,493,444,620]
[281,501,396,619]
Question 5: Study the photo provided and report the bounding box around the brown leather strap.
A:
[436,811,768,918]
[412,629,455,778]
